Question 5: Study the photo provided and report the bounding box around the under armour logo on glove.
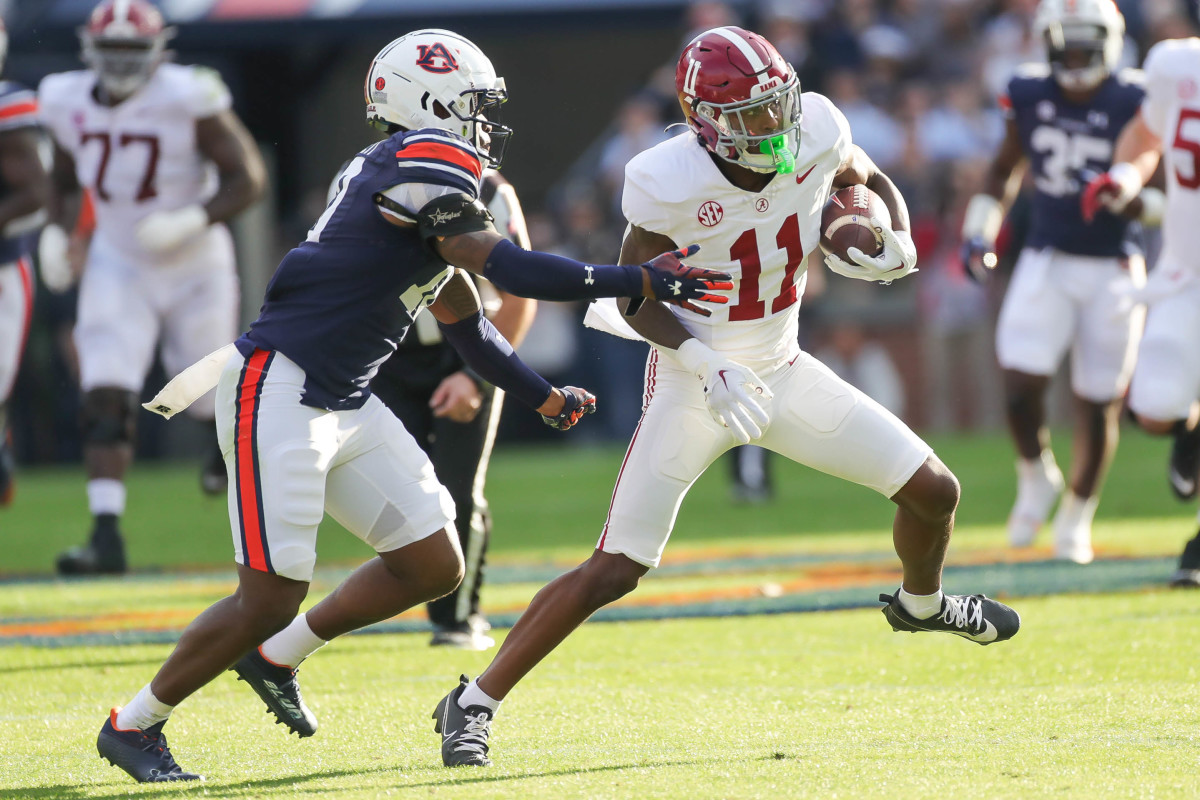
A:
[542,386,597,431]
[641,244,733,316]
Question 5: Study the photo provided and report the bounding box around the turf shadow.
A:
[8,759,707,799]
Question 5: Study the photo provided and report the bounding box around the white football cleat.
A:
[1052,493,1098,564]
[1008,457,1064,547]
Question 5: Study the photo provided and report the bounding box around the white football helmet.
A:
[79,0,175,99]
[364,29,511,167]
[1033,0,1125,92]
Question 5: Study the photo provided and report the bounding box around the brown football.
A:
[820,185,891,262]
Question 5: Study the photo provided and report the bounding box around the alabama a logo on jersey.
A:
[416,43,459,74]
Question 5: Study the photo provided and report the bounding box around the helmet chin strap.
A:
[759,135,795,174]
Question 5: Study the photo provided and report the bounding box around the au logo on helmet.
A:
[415,43,459,74]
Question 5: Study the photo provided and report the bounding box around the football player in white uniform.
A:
[38,0,267,574]
[431,26,1021,768]
[961,0,1154,563]
[0,18,51,507]
[1082,34,1200,586]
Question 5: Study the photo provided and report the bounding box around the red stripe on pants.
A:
[236,349,271,571]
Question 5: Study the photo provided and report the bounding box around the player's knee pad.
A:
[81,388,139,445]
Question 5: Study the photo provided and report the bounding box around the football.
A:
[819,184,891,262]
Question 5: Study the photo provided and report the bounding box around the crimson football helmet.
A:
[676,26,801,174]
[80,0,175,99]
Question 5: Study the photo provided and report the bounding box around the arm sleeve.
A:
[481,238,643,301]
[438,312,552,409]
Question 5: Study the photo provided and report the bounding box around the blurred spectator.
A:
[597,92,671,215]
[981,0,1042,97]
[825,68,904,168]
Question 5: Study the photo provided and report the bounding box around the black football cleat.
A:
[1169,529,1200,588]
[879,591,1020,645]
[231,647,317,737]
[56,541,127,575]
[433,675,494,766]
[57,514,127,575]
[97,709,202,783]
[1168,423,1200,501]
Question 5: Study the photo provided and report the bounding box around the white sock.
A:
[115,684,173,731]
[1055,493,1099,531]
[87,479,126,516]
[458,678,501,714]
[259,613,327,669]
[1017,450,1060,484]
[898,587,944,620]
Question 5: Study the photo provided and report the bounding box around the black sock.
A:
[91,513,123,549]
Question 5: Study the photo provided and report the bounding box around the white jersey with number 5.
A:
[38,63,232,264]
[622,92,851,373]
[1140,38,1200,274]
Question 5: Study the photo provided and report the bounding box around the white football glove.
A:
[674,339,773,444]
[37,223,75,293]
[134,205,209,256]
[824,221,918,284]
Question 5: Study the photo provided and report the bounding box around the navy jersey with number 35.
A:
[1004,65,1145,256]
[238,128,484,410]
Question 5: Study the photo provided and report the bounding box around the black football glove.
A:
[640,244,733,317]
[541,386,597,432]
[960,236,998,283]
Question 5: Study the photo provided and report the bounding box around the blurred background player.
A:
[38,0,266,574]
[433,25,1019,768]
[369,168,537,650]
[960,0,1159,563]
[1082,31,1200,586]
[0,18,51,508]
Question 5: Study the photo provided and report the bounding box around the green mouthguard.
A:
[760,135,795,174]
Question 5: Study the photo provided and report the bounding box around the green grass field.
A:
[2,430,1199,798]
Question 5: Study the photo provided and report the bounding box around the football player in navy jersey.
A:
[0,18,50,508]
[961,0,1162,563]
[94,29,731,783]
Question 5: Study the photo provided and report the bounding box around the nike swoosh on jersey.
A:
[795,164,817,184]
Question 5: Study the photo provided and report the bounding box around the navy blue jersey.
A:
[0,81,40,264]
[1004,66,1145,256]
[238,128,484,410]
